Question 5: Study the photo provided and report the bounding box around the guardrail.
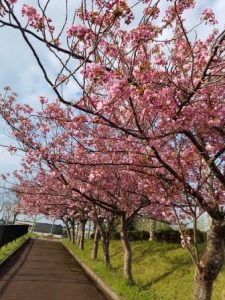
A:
[0,225,29,247]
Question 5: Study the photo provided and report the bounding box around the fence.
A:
[0,225,29,247]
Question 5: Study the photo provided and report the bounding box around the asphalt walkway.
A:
[0,239,107,300]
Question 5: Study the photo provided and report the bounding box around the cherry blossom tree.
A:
[0,0,225,299]
[1,98,172,282]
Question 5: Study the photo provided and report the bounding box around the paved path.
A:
[0,239,107,300]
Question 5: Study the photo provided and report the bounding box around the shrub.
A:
[111,232,121,240]
[154,228,205,244]
[139,231,150,240]
[128,231,150,241]
[183,229,205,243]
[154,229,180,243]
[128,231,138,241]
[127,220,137,231]
[111,231,150,241]
[90,233,95,239]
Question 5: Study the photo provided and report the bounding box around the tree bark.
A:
[120,214,135,285]
[195,280,213,300]
[195,218,225,300]
[149,219,157,241]
[78,219,87,250]
[12,213,18,224]
[75,222,79,241]
[87,221,92,238]
[91,226,101,260]
[71,220,75,244]
[65,223,71,242]
[101,231,111,268]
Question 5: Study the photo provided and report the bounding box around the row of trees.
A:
[0,1,224,299]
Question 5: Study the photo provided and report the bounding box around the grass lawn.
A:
[0,234,30,263]
[63,239,225,300]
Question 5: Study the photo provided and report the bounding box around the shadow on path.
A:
[0,239,34,297]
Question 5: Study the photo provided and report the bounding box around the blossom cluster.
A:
[8,0,18,4]
[67,24,92,40]
[201,8,218,25]
[22,4,55,33]
[181,235,192,248]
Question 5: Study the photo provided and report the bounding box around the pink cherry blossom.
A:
[8,0,17,4]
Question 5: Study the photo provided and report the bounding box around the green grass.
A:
[63,239,225,300]
[0,234,30,262]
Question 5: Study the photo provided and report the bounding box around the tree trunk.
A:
[195,280,213,300]
[91,227,100,260]
[101,231,111,268]
[75,223,79,241]
[67,228,72,242]
[71,221,75,244]
[68,228,72,242]
[78,219,87,250]
[149,219,157,241]
[195,218,225,300]
[120,214,135,285]
[65,222,71,242]
[87,221,92,238]
[12,213,18,225]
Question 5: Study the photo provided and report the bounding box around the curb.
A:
[0,236,31,268]
[62,242,123,300]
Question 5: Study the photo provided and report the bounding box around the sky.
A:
[0,0,224,216]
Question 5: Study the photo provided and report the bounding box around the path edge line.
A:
[0,236,31,269]
[62,242,123,300]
